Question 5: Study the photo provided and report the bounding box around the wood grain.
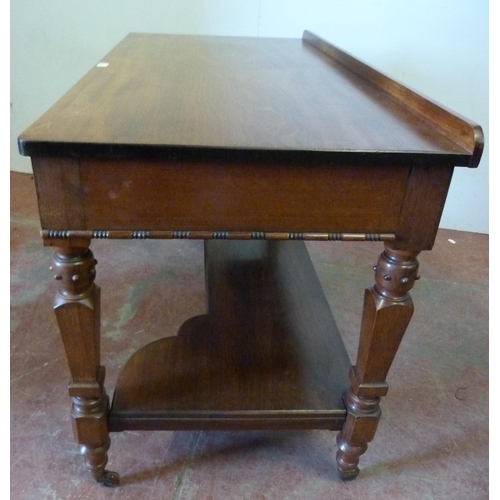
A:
[32,157,86,229]
[33,158,409,234]
[392,164,455,250]
[336,245,420,480]
[52,246,119,485]
[19,33,481,168]
[302,31,483,168]
[109,240,351,431]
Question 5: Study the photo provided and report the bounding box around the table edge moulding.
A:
[18,30,484,486]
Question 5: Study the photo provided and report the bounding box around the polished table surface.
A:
[19,31,483,486]
[19,32,477,164]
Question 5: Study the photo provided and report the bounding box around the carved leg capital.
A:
[373,245,420,301]
[52,247,97,300]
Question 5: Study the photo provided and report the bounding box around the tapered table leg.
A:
[336,244,420,480]
[52,245,119,486]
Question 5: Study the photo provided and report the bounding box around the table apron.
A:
[33,158,410,235]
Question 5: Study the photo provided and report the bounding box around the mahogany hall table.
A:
[18,32,483,486]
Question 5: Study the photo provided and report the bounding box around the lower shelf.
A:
[109,240,352,432]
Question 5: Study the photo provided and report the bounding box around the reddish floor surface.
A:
[10,172,488,499]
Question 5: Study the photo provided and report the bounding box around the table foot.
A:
[335,392,376,481]
[79,439,110,482]
[336,464,360,482]
[337,469,359,482]
[336,431,366,480]
[73,396,114,484]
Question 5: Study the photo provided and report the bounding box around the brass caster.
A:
[97,470,120,487]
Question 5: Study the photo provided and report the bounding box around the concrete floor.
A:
[11,171,488,499]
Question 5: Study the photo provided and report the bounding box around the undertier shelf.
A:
[109,240,351,432]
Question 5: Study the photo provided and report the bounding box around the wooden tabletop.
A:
[18,31,483,167]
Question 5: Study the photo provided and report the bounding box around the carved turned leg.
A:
[336,244,420,480]
[52,245,119,486]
